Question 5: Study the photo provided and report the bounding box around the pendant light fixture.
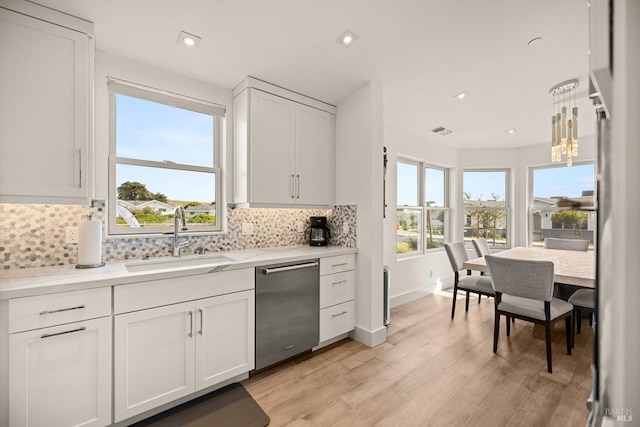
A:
[550,79,579,166]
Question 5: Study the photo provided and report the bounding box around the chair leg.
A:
[545,322,553,373]
[451,285,458,319]
[478,294,481,304]
[589,312,593,326]
[493,313,500,353]
[572,309,576,349]
[565,315,572,355]
[506,316,511,336]
[465,291,470,312]
[576,309,582,334]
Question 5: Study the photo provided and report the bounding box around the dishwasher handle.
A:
[258,261,318,275]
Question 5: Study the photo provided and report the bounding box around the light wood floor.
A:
[243,291,594,427]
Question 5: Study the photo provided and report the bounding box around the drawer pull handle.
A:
[332,311,348,318]
[331,280,347,286]
[41,326,86,339]
[188,311,194,337]
[40,305,85,316]
[331,263,348,268]
[199,309,204,335]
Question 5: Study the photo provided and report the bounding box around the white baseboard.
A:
[350,324,387,347]
[390,279,454,308]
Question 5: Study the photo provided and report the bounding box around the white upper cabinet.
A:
[0,2,93,205]
[233,78,335,208]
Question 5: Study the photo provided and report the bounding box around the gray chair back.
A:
[445,242,468,272]
[544,237,589,251]
[485,255,555,301]
[472,238,491,257]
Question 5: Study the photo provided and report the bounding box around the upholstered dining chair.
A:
[568,288,595,347]
[472,237,491,258]
[544,237,589,251]
[444,242,494,320]
[485,255,573,373]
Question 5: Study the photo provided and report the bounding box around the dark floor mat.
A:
[132,383,270,427]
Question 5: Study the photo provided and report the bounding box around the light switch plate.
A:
[342,221,349,234]
[241,223,254,235]
[297,222,304,233]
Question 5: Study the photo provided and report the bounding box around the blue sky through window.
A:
[115,94,215,202]
[532,163,595,198]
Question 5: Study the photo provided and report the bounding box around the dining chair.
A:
[543,237,589,251]
[472,238,491,258]
[444,242,494,320]
[568,288,595,347]
[485,255,573,373]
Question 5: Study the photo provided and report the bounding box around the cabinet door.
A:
[250,89,295,204]
[195,290,255,390]
[0,8,91,204]
[9,317,111,427]
[295,104,333,206]
[114,302,195,422]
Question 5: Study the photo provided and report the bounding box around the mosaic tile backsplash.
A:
[0,204,357,270]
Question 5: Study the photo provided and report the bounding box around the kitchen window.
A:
[397,159,450,256]
[463,170,509,248]
[108,79,224,235]
[529,162,595,247]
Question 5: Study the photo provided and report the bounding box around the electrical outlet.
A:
[241,222,254,235]
[65,226,78,243]
[297,222,304,233]
[342,221,349,234]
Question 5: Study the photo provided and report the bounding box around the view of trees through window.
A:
[530,163,595,246]
[463,170,508,248]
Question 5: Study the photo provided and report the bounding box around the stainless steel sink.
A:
[125,255,235,272]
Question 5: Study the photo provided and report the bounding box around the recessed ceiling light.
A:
[178,31,201,48]
[336,30,359,47]
[454,91,469,100]
[506,128,517,134]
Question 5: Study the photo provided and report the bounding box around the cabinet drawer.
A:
[320,254,355,276]
[320,270,355,309]
[9,287,111,334]
[114,268,254,314]
[319,300,355,343]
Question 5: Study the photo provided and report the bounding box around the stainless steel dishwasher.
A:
[255,260,319,370]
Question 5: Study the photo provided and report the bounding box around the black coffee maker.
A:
[309,216,331,246]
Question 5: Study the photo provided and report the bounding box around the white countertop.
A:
[0,245,357,299]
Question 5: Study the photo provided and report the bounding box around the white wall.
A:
[382,125,459,305]
[336,82,386,347]
[94,52,234,212]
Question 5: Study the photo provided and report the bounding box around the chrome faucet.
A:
[172,206,189,257]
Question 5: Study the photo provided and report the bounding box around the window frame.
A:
[462,168,511,249]
[397,158,424,257]
[424,165,449,251]
[107,78,224,236]
[396,158,450,258]
[527,161,596,247]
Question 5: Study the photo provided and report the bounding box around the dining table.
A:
[463,246,595,288]
[464,246,595,340]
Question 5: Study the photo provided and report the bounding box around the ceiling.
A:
[33,0,592,150]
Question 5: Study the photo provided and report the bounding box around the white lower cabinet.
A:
[9,317,112,427]
[319,255,356,342]
[114,289,255,422]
